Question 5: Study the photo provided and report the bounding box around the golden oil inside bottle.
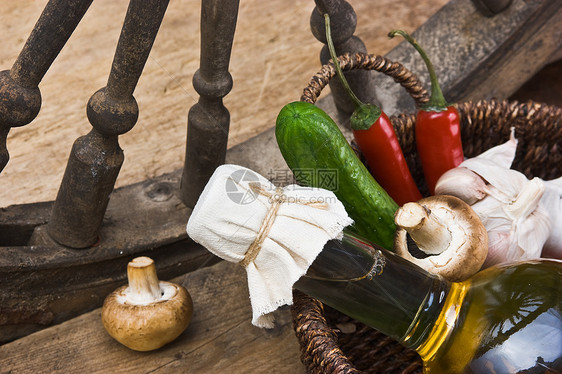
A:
[418,263,562,373]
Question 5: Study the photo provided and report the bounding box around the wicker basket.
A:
[290,52,562,373]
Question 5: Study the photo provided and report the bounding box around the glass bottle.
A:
[294,231,562,373]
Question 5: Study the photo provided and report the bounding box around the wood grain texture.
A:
[0,260,305,373]
[375,0,562,115]
[0,0,447,207]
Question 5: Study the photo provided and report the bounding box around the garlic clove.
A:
[470,196,509,227]
[460,159,527,201]
[459,129,525,199]
[483,231,511,268]
[435,168,488,205]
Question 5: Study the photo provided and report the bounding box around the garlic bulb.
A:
[435,129,562,267]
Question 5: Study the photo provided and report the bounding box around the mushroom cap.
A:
[101,281,193,351]
[394,195,488,282]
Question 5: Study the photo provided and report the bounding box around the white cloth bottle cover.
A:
[187,164,353,327]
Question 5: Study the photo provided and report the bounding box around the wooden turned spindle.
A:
[180,0,240,208]
[0,0,93,173]
[310,0,377,115]
[46,0,170,249]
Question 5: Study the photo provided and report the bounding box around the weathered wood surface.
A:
[0,0,448,207]
[375,0,562,115]
[0,260,305,373]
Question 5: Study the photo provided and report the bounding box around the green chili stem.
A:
[325,14,364,110]
[389,29,448,110]
[325,14,380,130]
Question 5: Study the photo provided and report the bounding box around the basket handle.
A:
[300,51,430,108]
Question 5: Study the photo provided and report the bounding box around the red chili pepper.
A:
[325,15,422,206]
[351,111,422,205]
[389,30,464,195]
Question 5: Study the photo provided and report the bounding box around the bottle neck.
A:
[294,230,451,350]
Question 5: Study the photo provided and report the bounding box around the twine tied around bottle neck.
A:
[239,182,329,268]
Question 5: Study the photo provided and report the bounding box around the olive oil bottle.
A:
[294,231,562,373]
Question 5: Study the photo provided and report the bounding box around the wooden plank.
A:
[375,0,562,115]
[0,261,305,373]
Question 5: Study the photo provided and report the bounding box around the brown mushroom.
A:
[101,256,193,351]
[394,195,488,282]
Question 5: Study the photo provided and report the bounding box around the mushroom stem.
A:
[126,256,162,305]
[395,202,452,255]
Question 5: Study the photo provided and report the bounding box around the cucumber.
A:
[275,101,398,250]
